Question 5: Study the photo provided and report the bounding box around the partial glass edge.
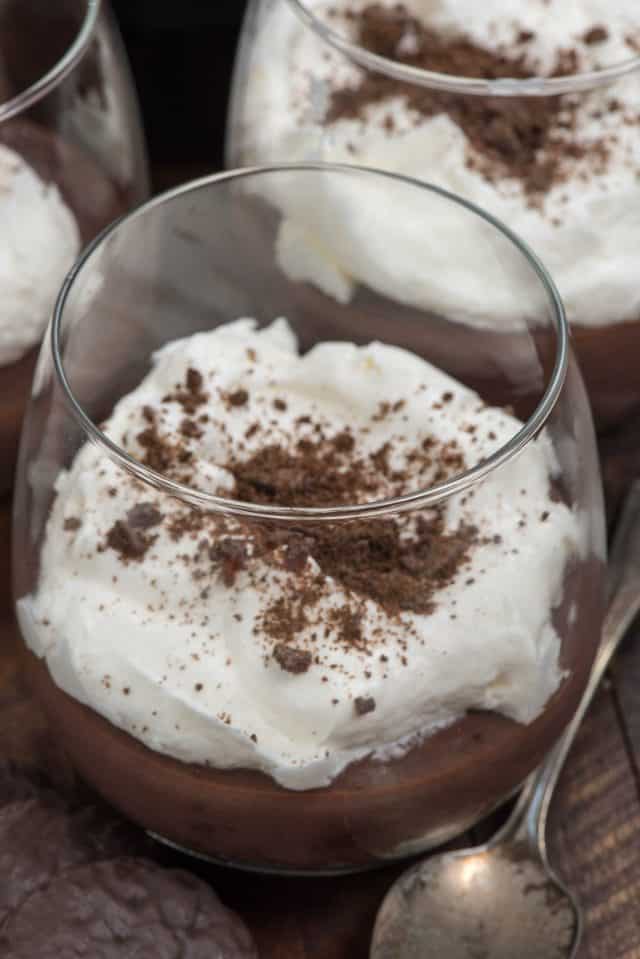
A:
[286,0,640,97]
[0,0,101,122]
[52,161,569,523]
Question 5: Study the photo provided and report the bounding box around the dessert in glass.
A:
[228,0,640,431]
[0,0,148,493]
[13,165,605,873]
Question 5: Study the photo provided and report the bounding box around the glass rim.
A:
[52,162,569,523]
[0,0,101,122]
[285,0,640,97]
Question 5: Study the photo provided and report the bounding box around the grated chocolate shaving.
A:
[230,441,380,508]
[105,520,157,562]
[180,418,203,439]
[354,696,376,716]
[583,26,609,45]
[327,4,613,199]
[126,503,163,530]
[162,367,208,415]
[136,425,175,473]
[227,389,249,408]
[273,643,313,675]
[209,538,249,587]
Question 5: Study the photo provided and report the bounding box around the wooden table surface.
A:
[1,164,639,957]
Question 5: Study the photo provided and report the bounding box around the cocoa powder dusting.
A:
[261,582,324,646]
[249,511,476,622]
[294,515,475,615]
[111,345,485,668]
[328,606,365,650]
[327,4,612,198]
[227,423,476,618]
[282,539,314,573]
[230,441,380,508]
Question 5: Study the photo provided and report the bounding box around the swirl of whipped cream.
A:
[239,0,640,329]
[0,144,80,366]
[20,318,584,790]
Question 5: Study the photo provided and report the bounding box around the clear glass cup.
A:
[14,164,605,874]
[0,0,149,493]
[227,0,640,433]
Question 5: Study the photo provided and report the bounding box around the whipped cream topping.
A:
[20,319,583,790]
[318,0,640,74]
[238,0,640,328]
[0,143,80,366]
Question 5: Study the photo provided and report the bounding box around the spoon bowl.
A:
[372,842,578,959]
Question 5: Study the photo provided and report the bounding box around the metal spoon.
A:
[370,481,640,959]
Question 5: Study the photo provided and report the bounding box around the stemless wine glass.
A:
[14,164,605,874]
[0,0,148,493]
[227,0,640,433]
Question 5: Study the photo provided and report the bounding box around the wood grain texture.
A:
[611,628,640,795]
[549,681,640,958]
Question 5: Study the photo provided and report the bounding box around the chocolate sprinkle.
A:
[126,504,163,530]
[105,521,156,562]
[180,418,204,439]
[251,511,476,617]
[333,430,355,453]
[354,696,376,716]
[210,539,249,587]
[327,3,608,199]
[228,389,249,408]
[584,25,609,45]
[162,368,208,417]
[136,425,174,473]
[273,644,313,675]
[186,368,203,393]
[230,442,380,508]
[282,539,313,573]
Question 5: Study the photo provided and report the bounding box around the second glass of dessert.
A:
[228,0,640,433]
[14,164,605,873]
[0,0,148,493]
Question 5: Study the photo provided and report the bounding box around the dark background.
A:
[111,0,249,185]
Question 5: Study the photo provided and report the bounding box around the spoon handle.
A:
[509,480,640,852]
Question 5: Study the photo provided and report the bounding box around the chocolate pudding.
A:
[17,317,603,872]
[234,0,640,431]
[0,120,134,494]
[25,564,598,871]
